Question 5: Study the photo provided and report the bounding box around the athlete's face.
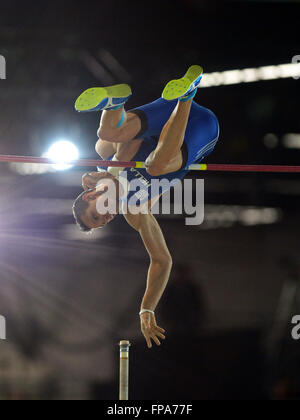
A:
[80,181,119,230]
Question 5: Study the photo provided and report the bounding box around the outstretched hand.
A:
[140,312,166,349]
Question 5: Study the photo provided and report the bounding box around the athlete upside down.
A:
[72,66,220,348]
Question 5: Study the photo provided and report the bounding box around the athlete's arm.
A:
[125,211,173,310]
[124,211,171,348]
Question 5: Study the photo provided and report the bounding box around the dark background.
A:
[0,0,300,400]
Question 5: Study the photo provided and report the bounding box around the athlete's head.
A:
[73,174,119,232]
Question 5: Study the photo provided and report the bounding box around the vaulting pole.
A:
[119,340,131,401]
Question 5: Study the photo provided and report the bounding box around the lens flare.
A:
[44,140,79,171]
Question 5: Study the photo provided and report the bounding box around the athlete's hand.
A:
[140,312,166,349]
[82,171,111,191]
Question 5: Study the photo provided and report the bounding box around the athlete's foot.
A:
[75,84,132,113]
[162,65,203,101]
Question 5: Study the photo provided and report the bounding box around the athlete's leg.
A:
[155,99,192,157]
[75,83,142,144]
[146,65,203,176]
[146,99,193,176]
[97,108,142,144]
[98,94,178,144]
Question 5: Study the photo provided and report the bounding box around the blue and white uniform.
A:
[98,98,220,205]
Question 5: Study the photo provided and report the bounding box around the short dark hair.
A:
[72,191,92,233]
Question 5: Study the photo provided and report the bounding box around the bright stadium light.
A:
[44,140,79,171]
[200,62,300,88]
[283,133,300,149]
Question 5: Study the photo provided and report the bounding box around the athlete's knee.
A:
[146,165,164,177]
[97,127,102,139]
[97,126,115,142]
[146,161,168,177]
[145,152,165,177]
[146,150,183,176]
[95,139,102,155]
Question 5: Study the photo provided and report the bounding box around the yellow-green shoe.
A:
[75,84,132,113]
[162,65,204,101]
